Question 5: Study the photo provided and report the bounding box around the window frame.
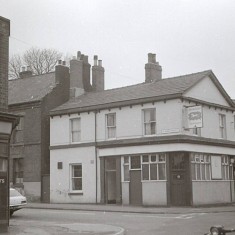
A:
[142,108,156,136]
[70,117,81,143]
[141,153,166,181]
[106,113,116,139]
[219,114,226,139]
[70,164,83,192]
[191,153,211,181]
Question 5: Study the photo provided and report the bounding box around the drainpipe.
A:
[94,110,98,203]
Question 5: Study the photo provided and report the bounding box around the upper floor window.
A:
[16,117,24,131]
[70,164,82,191]
[143,108,156,135]
[106,113,116,139]
[70,118,81,143]
[219,114,226,139]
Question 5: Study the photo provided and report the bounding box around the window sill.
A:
[68,192,83,195]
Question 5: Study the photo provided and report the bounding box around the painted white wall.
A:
[50,146,97,203]
[182,100,235,141]
[99,142,235,157]
[142,181,167,206]
[50,112,95,146]
[185,76,230,106]
[192,181,232,204]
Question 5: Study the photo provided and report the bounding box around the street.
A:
[7,208,235,235]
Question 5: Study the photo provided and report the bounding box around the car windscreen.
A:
[10,189,22,197]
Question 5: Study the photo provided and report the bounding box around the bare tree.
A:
[9,47,63,79]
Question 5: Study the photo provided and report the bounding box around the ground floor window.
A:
[70,164,82,191]
[142,153,166,180]
[191,153,211,180]
[191,153,234,181]
[13,158,24,184]
[122,153,166,182]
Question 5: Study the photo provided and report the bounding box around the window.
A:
[106,113,116,139]
[141,153,166,180]
[70,164,82,191]
[191,154,211,180]
[130,156,141,169]
[143,108,156,135]
[71,118,81,142]
[0,158,7,172]
[219,114,226,139]
[13,158,24,184]
[222,155,233,180]
[16,117,24,131]
[123,156,130,181]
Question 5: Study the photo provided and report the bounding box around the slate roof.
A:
[8,72,56,105]
[51,70,213,114]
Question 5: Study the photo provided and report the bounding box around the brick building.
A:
[0,16,10,111]
[8,62,70,202]
[0,16,19,233]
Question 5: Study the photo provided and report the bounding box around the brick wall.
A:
[0,16,10,111]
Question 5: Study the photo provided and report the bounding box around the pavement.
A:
[4,202,235,235]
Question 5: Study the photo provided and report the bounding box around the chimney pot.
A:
[148,53,152,63]
[80,54,84,60]
[77,51,81,60]
[98,60,102,67]
[58,60,62,65]
[83,55,88,64]
[94,55,98,66]
[152,54,156,63]
[62,61,66,66]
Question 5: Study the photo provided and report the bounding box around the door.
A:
[169,152,191,206]
[130,170,142,205]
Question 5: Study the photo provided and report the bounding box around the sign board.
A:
[211,156,222,180]
[184,106,203,129]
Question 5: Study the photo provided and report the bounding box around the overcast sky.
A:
[1,0,235,98]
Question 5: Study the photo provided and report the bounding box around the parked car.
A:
[9,188,27,216]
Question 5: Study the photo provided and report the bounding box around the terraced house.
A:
[8,62,70,202]
[50,53,235,206]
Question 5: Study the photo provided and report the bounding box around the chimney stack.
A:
[19,66,33,79]
[69,51,93,98]
[145,53,162,83]
[92,55,105,92]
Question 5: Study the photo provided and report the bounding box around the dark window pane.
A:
[131,156,141,169]
[158,164,166,180]
[72,178,82,190]
[124,165,130,181]
[73,165,82,177]
[142,155,149,162]
[150,164,157,180]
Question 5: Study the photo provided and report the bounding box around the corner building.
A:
[50,53,235,206]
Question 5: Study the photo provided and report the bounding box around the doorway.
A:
[129,156,142,205]
[103,157,122,204]
[169,152,191,206]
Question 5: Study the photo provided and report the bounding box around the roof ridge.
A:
[90,69,212,94]
[162,70,212,81]
[8,71,55,82]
